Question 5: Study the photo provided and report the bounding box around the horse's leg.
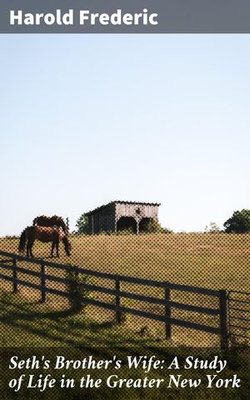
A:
[51,242,55,258]
[27,239,31,257]
[56,239,60,258]
[27,243,31,258]
[30,240,35,258]
[26,241,29,258]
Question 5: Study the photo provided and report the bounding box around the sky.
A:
[0,34,249,235]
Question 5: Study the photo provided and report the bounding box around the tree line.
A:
[75,209,250,234]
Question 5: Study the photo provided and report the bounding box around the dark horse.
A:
[33,215,67,233]
[19,226,71,258]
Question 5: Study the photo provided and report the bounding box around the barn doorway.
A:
[117,217,137,233]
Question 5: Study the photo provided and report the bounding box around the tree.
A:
[75,213,89,234]
[205,222,221,233]
[223,209,250,233]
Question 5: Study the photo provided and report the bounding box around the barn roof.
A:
[85,200,161,216]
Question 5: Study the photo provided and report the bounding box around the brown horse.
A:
[33,215,68,233]
[19,226,71,258]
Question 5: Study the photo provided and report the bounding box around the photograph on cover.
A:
[0,34,249,399]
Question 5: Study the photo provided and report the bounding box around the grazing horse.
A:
[19,226,71,258]
[33,215,68,233]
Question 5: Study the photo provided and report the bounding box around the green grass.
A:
[0,291,157,348]
[0,292,249,400]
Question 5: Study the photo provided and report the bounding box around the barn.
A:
[85,201,161,234]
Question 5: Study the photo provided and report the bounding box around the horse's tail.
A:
[19,229,27,253]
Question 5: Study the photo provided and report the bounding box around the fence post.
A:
[115,277,122,324]
[74,266,82,308]
[219,290,229,349]
[41,264,47,303]
[12,258,18,293]
[165,284,171,340]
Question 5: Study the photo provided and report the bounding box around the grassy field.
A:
[0,233,249,399]
[0,232,249,290]
[0,233,249,347]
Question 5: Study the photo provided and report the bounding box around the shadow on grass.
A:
[0,292,155,351]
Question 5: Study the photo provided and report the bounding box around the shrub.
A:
[66,268,93,312]
[142,219,172,233]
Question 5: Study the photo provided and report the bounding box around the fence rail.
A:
[228,290,250,342]
[0,250,231,348]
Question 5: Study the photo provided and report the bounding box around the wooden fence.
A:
[228,290,250,343]
[0,250,229,348]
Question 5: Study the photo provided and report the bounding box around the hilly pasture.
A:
[0,233,249,347]
[0,232,249,291]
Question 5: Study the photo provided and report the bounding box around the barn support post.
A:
[219,290,229,349]
[12,258,18,293]
[164,284,172,340]
[115,277,122,324]
[40,264,47,303]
